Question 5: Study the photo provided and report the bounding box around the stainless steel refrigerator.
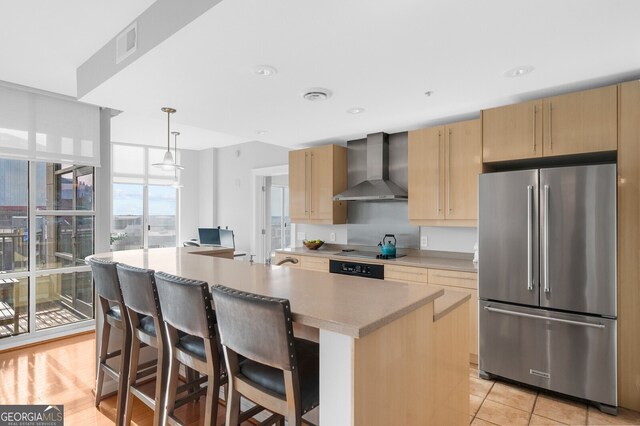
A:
[478,163,617,412]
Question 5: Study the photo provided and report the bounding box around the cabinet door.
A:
[289,149,308,221]
[544,85,617,157]
[309,145,333,220]
[431,284,478,363]
[445,120,482,220]
[408,127,445,221]
[482,100,543,162]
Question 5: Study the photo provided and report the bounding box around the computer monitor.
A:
[219,229,235,248]
[198,228,220,245]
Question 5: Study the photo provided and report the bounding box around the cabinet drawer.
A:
[384,265,429,284]
[300,256,329,272]
[274,254,301,268]
[428,269,477,289]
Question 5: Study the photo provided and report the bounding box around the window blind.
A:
[0,84,100,166]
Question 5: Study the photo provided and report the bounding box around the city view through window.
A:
[111,143,177,251]
[0,159,95,339]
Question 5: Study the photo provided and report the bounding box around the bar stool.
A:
[116,264,167,426]
[154,272,228,426]
[89,257,130,425]
[211,285,320,426]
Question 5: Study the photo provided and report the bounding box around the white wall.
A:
[198,147,217,227]
[420,226,477,253]
[216,141,290,253]
[178,148,200,242]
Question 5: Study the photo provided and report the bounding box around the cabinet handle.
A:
[310,152,314,214]
[532,105,536,152]
[447,129,452,214]
[304,152,309,215]
[437,131,441,214]
[548,103,553,151]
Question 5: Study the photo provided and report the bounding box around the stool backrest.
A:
[116,264,160,318]
[154,272,215,339]
[89,257,122,303]
[211,285,296,372]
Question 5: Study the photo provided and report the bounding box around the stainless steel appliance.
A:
[329,259,384,279]
[478,164,617,413]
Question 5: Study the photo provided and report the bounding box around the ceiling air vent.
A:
[116,22,138,64]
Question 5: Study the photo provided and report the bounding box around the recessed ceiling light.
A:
[253,65,277,77]
[347,107,365,114]
[303,88,332,102]
[424,91,434,97]
[504,66,535,78]
[256,130,267,135]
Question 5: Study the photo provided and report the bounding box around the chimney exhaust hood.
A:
[333,132,408,201]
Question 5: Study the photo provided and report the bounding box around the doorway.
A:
[250,165,290,264]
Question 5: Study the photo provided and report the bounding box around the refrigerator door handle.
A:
[484,306,606,329]
[527,185,534,291]
[543,184,550,293]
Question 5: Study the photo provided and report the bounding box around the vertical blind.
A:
[0,84,100,167]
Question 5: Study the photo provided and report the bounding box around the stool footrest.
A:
[174,387,208,409]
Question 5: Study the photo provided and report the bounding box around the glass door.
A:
[269,186,290,256]
[147,185,177,248]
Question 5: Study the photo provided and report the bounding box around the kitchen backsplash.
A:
[420,226,477,253]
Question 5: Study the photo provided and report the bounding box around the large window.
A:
[0,160,95,339]
[112,143,178,250]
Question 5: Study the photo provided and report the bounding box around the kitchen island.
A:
[90,247,469,425]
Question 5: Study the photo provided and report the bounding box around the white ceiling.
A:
[0,0,155,97]
[5,1,640,150]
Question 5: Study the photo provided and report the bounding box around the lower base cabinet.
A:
[385,265,478,364]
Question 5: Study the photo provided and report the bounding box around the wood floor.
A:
[0,332,254,425]
[1,332,639,425]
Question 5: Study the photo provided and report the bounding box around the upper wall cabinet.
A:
[289,144,348,224]
[408,119,482,226]
[482,85,618,163]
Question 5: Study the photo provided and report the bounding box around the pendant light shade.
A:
[153,107,183,170]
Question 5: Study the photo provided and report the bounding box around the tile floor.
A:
[469,365,640,425]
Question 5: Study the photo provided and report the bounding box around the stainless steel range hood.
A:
[333,132,408,201]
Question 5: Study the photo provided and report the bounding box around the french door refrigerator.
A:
[478,163,617,412]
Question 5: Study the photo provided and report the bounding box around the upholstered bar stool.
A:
[89,257,130,426]
[211,285,320,426]
[154,272,228,426]
[116,264,168,426]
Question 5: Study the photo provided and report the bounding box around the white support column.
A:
[319,329,354,426]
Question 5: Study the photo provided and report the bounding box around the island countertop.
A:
[88,247,443,339]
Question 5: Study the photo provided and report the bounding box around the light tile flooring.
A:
[469,365,640,425]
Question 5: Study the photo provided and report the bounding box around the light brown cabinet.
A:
[482,85,617,162]
[617,81,640,411]
[289,144,348,224]
[408,119,481,226]
[384,265,478,364]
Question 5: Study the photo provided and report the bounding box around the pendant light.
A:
[153,107,183,170]
[170,131,183,188]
